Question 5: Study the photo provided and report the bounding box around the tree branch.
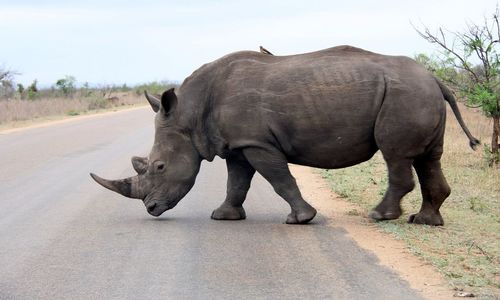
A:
[0,68,19,82]
[415,26,481,83]
[495,4,500,39]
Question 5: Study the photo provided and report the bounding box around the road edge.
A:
[290,164,454,300]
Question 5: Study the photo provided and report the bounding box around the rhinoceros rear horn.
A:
[131,156,148,174]
[90,173,145,199]
[144,91,160,112]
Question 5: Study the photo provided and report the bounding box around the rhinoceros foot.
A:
[286,206,317,224]
[368,206,402,221]
[211,204,246,220]
[408,211,444,226]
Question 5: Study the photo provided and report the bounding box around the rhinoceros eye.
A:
[153,161,166,172]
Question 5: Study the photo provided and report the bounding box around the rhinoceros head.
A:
[90,88,201,217]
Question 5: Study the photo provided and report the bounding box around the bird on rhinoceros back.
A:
[91,45,479,226]
[259,46,273,55]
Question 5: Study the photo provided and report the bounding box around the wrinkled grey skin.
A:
[91,45,479,225]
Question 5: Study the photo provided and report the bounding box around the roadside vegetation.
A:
[322,105,499,298]
[323,8,500,299]
[415,7,500,166]
[0,72,176,128]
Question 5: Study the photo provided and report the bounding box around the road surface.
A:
[0,108,424,299]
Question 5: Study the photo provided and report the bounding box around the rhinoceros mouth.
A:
[144,194,178,217]
[147,206,164,217]
[145,202,175,217]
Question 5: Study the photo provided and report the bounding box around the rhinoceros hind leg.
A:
[407,211,444,226]
[369,158,415,221]
[243,147,317,224]
[408,157,449,226]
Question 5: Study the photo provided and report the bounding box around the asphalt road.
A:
[0,107,424,299]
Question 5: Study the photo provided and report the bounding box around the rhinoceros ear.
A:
[160,88,177,115]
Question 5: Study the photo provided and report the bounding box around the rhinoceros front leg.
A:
[211,154,255,220]
[242,147,317,224]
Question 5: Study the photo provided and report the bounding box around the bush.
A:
[87,97,109,110]
[27,80,38,100]
[55,75,76,97]
[134,80,178,96]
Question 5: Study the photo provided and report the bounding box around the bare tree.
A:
[415,6,500,165]
[0,67,18,99]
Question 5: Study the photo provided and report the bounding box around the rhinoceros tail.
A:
[435,78,480,150]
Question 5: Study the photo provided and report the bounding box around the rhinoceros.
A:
[91,45,479,226]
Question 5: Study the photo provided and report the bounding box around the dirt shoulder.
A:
[290,164,454,300]
[0,105,147,135]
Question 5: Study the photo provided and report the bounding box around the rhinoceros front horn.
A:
[90,173,146,199]
[144,91,160,113]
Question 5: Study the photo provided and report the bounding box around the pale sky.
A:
[0,0,497,87]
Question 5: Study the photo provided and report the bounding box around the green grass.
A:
[66,110,80,116]
[321,150,499,298]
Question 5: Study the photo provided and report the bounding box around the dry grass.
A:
[0,92,146,126]
[321,104,499,299]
